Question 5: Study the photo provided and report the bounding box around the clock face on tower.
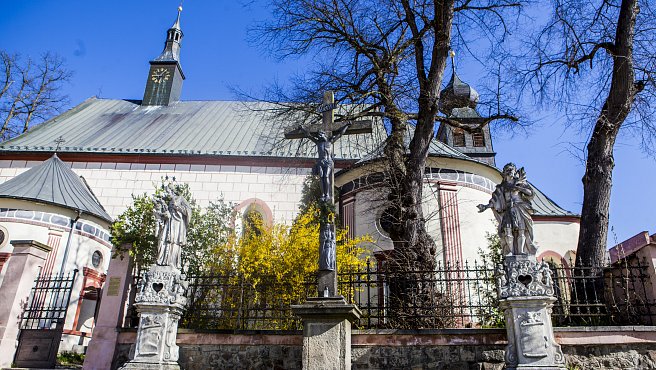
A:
[151,67,171,84]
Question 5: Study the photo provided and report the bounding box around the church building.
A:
[0,7,579,356]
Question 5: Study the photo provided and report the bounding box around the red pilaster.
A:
[0,253,10,274]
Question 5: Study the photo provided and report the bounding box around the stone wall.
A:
[109,327,656,370]
[351,345,505,369]
[113,343,303,370]
[113,331,303,370]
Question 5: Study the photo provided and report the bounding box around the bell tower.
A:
[436,52,496,166]
[142,6,186,106]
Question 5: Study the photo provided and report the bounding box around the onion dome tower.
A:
[436,51,496,166]
[142,6,186,106]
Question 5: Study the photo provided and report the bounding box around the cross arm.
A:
[284,120,373,139]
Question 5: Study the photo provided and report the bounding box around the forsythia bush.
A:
[208,205,371,303]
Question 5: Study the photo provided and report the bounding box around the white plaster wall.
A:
[352,188,392,253]
[0,160,310,225]
[348,182,453,259]
[422,182,445,257]
[534,221,580,260]
[345,180,575,266]
[452,185,498,263]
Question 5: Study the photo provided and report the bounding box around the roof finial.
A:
[449,49,456,76]
[172,1,183,29]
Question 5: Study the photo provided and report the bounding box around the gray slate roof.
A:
[0,154,112,223]
[0,98,385,160]
[530,183,577,217]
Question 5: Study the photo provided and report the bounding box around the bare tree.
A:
[517,0,655,268]
[250,0,523,325]
[0,51,71,140]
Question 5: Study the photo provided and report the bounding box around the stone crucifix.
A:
[285,91,371,297]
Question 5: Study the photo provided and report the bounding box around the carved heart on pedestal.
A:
[518,275,532,287]
[152,283,164,292]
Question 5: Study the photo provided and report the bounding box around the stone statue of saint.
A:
[319,223,336,271]
[299,122,352,202]
[154,185,191,270]
[478,163,537,256]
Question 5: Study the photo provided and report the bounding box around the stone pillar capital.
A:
[10,240,52,259]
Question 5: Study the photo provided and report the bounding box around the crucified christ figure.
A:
[298,122,353,202]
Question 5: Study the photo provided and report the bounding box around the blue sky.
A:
[2,1,653,245]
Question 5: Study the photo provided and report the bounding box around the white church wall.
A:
[452,186,498,263]
[422,182,445,258]
[534,220,580,262]
[0,160,310,225]
[352,187,392,253]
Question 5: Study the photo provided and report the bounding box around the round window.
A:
[0,225,7,248]
[378,207,396,236]
[91,250,103,268]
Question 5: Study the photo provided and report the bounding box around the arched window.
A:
[242,204,265,237]
[234,199,273,237]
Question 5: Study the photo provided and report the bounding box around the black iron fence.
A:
[22,269,78,330]
[551,258,656,326]
[335,259,501,329]
[124,273,313,330]
[122,257,656,331]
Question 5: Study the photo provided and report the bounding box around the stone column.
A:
[292,296,361,370]
[83,249,133,370]
[118,265,187,370]
[0,240,51,369]
[498,256,565,370]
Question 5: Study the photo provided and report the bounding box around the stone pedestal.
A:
[497,256,565,370]
[0,240,51,369]
[500,296,564,369]
[119,265,187,370]
[292,296,361,370]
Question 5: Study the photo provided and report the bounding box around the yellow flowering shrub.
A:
[194,206,372,329]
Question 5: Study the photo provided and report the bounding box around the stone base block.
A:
[118,361,181,370]
[500,296,565,370]
[292,297,362,370]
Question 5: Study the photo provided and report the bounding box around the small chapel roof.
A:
[0,154,112,223]
[530,183,578,217]
[0,98,385,160]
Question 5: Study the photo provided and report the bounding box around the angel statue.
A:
[477,163,537,256]
[154,184,191,270]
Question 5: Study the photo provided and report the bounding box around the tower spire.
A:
[172,3,182,30]
[142,6,186,106]
[155,5,184,62]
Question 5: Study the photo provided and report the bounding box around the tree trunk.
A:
[575,0,638,269]
[384,1,455,327]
